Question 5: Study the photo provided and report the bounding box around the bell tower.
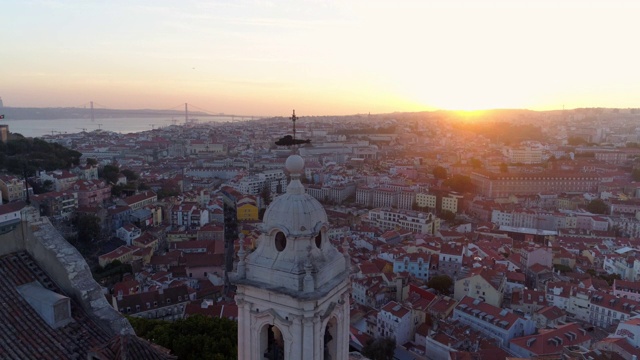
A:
[234,154,350,360]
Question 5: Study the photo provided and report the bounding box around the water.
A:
[1,116,238,138]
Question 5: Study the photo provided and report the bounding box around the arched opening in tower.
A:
[261,324,285,360]
[324,317,338,360]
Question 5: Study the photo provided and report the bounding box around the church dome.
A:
[263,155,327,236]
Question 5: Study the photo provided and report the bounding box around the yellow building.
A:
[454,268,505,308]
[441,196,458,213]
[237,196,259,221]
[416,193,436,209]
[166,230,197,243]
[98,245,137,267]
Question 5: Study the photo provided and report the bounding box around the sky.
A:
[2,0,640,116]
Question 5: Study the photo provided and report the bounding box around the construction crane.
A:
[96,123,103,130]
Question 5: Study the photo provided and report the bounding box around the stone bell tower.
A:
[234,154,350,360]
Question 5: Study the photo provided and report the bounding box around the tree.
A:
[361,337,395,360]
[30,179,54,194]
[443,174,474,193]
[74,214,102,243]
[128,315,238,360]
[157,183,181,199]
[439,209,456,222]
[100,164,120,184]
[121,169,139,181]
[86,158,98,166]
[469,158,483,169]
[500,163,509,173]
[0,136,81,175]
[586,199,608,214]
[260,183,272,206]
[567,136,589,146]
[427,275,453,295]
[553,264,572,273]
[433,166,447,180]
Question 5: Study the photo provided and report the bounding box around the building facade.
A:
[234,155,350,360]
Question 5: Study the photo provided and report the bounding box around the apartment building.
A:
[452,296,535,348]
[393,253,437,281]
[0,175,32,203]
[454,268,506,308]
[368,207,440,235]
[377,301,413,345]
[471,171,599,198]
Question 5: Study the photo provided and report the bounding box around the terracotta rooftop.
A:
[509,322,591,356]
[536,306,566,321]
[455,296,521,330]
[0,251,111,359]
[88,334,177,360]
[381,301,410,319]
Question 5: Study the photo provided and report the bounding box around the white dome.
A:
[263,155,327,235]
[263,185,327,236]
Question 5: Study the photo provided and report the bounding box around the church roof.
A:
[0,251,111,358]
[263,155,327,236]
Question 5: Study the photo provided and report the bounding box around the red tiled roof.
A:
[88,334,177,360]
[537,306,566,321]
[381,301,410,318]
[0,252,111,358]
[510,322,591,355]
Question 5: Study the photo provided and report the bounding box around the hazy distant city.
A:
[2,101,640,359]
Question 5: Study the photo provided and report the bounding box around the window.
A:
[275,232,287,252]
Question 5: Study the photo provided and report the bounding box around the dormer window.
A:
[275,232,287,252]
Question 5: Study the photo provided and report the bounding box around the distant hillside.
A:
[0,107,212,120]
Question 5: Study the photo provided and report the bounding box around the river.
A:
[1,116,238,138]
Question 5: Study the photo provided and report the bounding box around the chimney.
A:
[117,290,123,301]
[159,287,164,295]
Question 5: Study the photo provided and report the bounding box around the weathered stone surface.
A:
[26,218,134,336]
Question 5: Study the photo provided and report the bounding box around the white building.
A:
[393,253,436,281]
[452,296,536,348]
[233,155,351,360]
[377,301,413,345]
[506,147,543,164]
[588,292,639,328]
[609,315,640,349]
[116,224,142,245]
[368,207,440,235]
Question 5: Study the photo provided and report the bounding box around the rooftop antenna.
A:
[291,109,297,142]
[23,164,30,205]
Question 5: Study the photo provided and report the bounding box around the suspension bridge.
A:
[74,101,266,124]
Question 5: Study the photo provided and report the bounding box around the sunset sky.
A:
[2,0,640,116]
